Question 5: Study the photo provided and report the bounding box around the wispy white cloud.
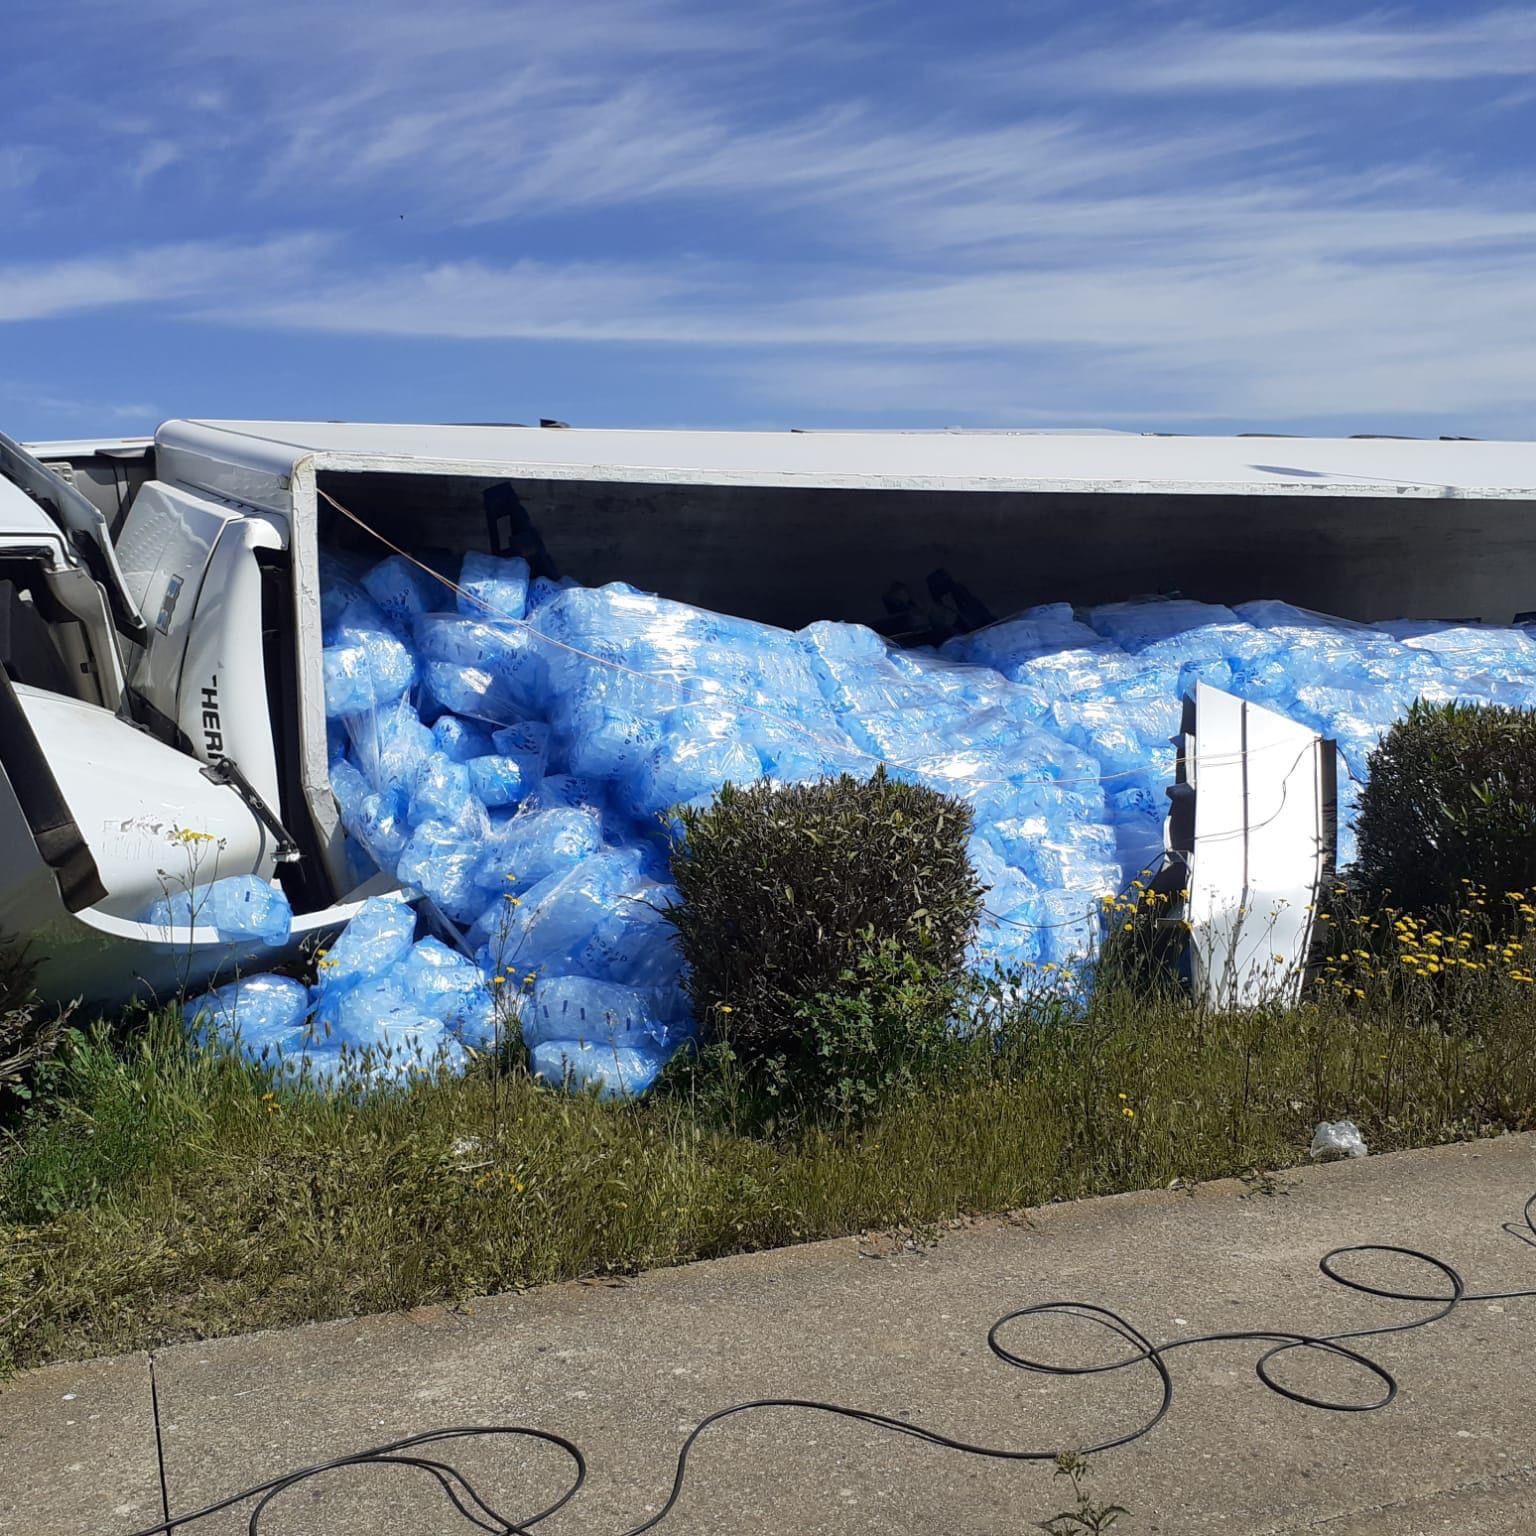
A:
[1020,8,1536,93]
[0,379,157,429]
[197,229,1536,425]
[0,237,330,322]
[16,0,1275,238]
[4,0,1536,437]
[43,0,846,223]
[184,6,1207,235]
[226,257,718,341]
[130,139,181,187]
[25,1,1528,244]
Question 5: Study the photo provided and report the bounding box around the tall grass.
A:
[5,890,1536,1375]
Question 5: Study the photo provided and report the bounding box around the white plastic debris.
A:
[1309,1120,1368,1162]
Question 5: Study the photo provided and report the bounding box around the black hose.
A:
[113,1189,1536,1536]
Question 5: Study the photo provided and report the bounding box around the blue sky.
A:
[3,0,1535,441]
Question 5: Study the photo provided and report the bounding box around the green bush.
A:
[788,944,969,1120]
[667,771,982,1116]
[1354,700,1536,914]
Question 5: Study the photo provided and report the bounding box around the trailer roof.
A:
[154,418,1536,507]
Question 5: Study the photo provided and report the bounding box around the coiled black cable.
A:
[116,1190,1536,1536]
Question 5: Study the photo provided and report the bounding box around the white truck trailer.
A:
[5,419,1534,1007]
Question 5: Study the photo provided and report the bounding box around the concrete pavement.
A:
[0,1354,162,1536]
[5,1133,1536,1535]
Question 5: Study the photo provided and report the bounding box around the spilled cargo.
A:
[179,544,1536,1092]
[11,421,1536,1067]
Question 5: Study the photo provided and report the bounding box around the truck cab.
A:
[0,433,364,1006]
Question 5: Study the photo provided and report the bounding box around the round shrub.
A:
[1354,700,1536,915]
[667,770,982,1115]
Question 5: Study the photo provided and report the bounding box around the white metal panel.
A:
[1,688,381,1011]
[1184,683,1334,1007]
[22,436,153,458]
[153,418,1536,509]
[287,458,345,886]
[155,421,302,514]
[114,481,244,722]
[15,684,273,918]
[0,433,144,637]
[26,896,370,1011]
[175,515,286,810]
[0,476,124,706]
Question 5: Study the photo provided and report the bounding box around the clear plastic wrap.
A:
[315,896,417,989]
[1309,1119,1368,1161]
[528,1038,666,1100]
[183,974,311,1055]
[148,875,293,947]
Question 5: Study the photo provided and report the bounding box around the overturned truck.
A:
[4,420,1535,1030]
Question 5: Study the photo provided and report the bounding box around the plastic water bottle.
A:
[467,754,530,808]
[458,551,530,620]
[397,938,500,1048]
[473,806,603,891]
[323,630,417,717]
[432,714,495,763]
[362,555,445,634]
[408,754,489,833]
[396,822,486,924]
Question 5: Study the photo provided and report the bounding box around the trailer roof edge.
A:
[150,418,1536,515]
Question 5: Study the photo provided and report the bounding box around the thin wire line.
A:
[110,1193,1536,1536]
